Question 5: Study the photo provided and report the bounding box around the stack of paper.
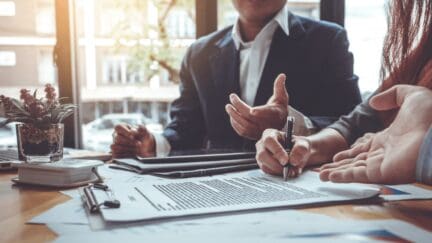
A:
[13,159,103,187]
[95,170,380,222]
[27,165,432,242]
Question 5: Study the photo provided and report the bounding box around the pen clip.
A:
[285,117,295,150]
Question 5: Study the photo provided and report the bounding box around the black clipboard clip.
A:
[83,183,120,213]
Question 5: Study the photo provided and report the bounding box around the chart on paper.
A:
[99,170,380,222]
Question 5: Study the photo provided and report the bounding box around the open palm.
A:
[320,85,432,184]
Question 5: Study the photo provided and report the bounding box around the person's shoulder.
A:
[187,26,233,55]
[291,13,345,37]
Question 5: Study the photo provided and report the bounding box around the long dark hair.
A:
[380,0,432,90]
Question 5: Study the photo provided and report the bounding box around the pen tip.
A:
[283,167,288,181]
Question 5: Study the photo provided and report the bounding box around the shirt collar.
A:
[232,4,290,50]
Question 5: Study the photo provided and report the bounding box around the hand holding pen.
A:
[256,121,312,179]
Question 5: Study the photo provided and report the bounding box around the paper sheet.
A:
[48,209,336,235]
[376,184,432,201]
[28,167,432,243]
[60,165,432,203]
[306,171,432,201]
[97,170,379,222]
[59,164,166,199]
[97,164,165,183]
[29,198,88,225]
[53,218,432,243]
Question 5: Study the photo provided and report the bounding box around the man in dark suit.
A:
[111,0,361,157]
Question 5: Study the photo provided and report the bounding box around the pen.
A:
[283,117,295,181]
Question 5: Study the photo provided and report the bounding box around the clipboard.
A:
[110,157,258,178]
[135,152,256,164]
[78,171,381,223]
[81,183,121,213]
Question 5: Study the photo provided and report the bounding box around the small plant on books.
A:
[0,84,76,163]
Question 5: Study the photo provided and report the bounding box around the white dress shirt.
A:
[232,4,289,106]
[153,5,314,156]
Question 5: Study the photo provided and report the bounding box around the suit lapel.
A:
[208,30,243,146]
[253,12,306,106]
[209,31,240,102]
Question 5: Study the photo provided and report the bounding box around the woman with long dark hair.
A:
[255,0,432,184]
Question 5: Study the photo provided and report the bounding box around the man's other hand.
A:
[225,73,289,140]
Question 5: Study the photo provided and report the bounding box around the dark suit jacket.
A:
[163,13,362,152]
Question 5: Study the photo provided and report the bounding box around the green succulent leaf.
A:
[51,108,61,122]
[58,110,74,122]
[2,87,75,126]
[10,99,30,116]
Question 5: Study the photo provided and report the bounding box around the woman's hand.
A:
[319,85,432,184]
[332,133,376,162]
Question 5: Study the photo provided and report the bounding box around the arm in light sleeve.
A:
[416,127,432,185]
[153,132,171,157]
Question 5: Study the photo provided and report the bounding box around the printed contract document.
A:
[96,170,379,222]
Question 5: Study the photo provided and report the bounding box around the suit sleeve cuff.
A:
[416,128,432,185]
[153,132,171,157]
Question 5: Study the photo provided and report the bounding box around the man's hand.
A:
[111,124,156,158]
[319,85,432,184]
[225,73,289,140]
[255,128,311,177]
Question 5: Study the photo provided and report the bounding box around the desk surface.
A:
[1,171,432,243]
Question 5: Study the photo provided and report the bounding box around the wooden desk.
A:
[1,171,432,243]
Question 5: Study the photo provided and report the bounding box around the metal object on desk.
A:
[283,117,295,181]
[83,183,120,213]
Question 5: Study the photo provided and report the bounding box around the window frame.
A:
[54,0,82,148]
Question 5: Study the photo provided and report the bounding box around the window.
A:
[0,0,389,151]
[0,0,57,149]
[345,0,387,95]
[73,0,195,152]
[38,49,56,84]
[286,0,320,19]
[0,51,16,66]
[36,0,56,35]
[0,1,16,17]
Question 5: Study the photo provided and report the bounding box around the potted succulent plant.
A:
[0,84,76,163]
